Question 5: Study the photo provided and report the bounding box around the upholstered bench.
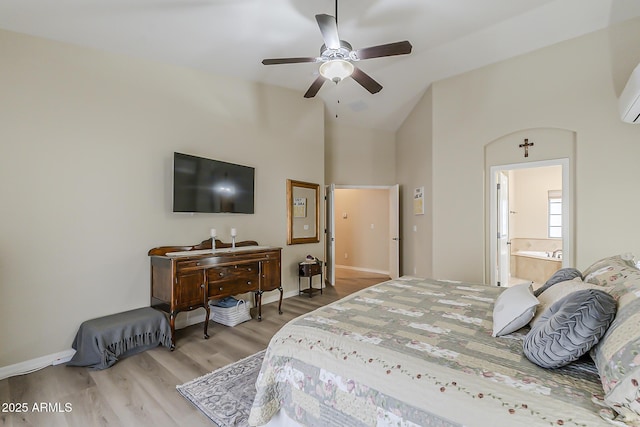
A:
[67,307,172,370]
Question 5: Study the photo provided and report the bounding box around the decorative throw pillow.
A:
[582,254,638,286]
[523,289,616,369]
[534,267,582,297]
[530,278,611,326]
[591,269,640,422]
[492,283,539,337]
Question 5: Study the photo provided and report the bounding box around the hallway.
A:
[332,267,390,298]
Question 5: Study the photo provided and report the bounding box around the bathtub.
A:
[512,250,562,284]
[514,250,562,260]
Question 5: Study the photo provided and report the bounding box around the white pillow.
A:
[530,277,611,326]
[492,282,539,337]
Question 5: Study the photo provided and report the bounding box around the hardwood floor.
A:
[332,267,390,297]
[0,270,389,427]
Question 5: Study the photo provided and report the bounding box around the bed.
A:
[248,264,640,427]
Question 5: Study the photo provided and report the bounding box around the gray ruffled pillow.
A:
[523,289,616,369]
[534,267,582,297]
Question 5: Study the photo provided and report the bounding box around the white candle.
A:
[230,228,237,237]
[210,228,217,238]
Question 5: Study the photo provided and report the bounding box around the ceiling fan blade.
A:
[354,41,413,60]
[262,57,318,65]
[304,76,326,98]
[316,14,341,50]
[351,67,383,94]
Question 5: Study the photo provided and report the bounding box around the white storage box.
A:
[209,299,252,327]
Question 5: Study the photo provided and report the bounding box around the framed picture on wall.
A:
[414,187,424,215]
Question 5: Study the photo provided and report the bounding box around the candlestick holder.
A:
[210,228,217,253]
[230,228,237,249]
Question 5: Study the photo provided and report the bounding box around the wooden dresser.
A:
[148,239,282,349]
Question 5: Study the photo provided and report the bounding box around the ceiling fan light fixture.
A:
[319,59,354,83]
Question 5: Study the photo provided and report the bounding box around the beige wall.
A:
[325,122,398,276]
[396,87,433,278]
[334,189,389,273]
[510,166,562,239]
[397,17,640,283]
[0,30,324,367]
[325,121,396,185]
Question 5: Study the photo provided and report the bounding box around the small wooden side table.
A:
[298,260,323,298]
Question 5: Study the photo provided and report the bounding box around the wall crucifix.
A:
[519,138,534,157]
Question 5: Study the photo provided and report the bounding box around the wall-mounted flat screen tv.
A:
[173,152,255,214]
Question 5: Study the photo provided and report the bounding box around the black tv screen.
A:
[173,152,255,214]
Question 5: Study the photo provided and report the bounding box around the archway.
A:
[484,128,576,286]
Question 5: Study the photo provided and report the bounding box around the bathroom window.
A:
[548,190,562,238]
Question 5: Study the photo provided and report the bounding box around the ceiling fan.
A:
[261,1,412,98]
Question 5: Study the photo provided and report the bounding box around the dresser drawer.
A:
[208,280,257,298]
[178,256,231,271]
[207,262,259,298]
[209,262,259,282]
[299,262,322,276]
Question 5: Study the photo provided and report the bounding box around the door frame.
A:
[497,170,510,287]
[325,184,336,286]
[325,184,400,285]
[489,158,572,286]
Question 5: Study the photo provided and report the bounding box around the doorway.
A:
[490,159,570,287]
[325,185,399,287]
[484,127,576,286]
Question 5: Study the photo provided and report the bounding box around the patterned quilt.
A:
[249,277,609,426]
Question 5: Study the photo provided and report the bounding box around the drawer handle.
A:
[196,262,200,266]
[219,287,223,291]
[219,272,224,276]
[247,281,252,285]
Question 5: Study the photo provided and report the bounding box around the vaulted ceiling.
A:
[1,0,639,131]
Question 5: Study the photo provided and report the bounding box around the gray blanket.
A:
[67,307,172,370]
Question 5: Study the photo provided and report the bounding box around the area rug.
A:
[177,350,266,427]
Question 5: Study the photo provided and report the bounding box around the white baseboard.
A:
[335,264,389,276]
[0,289,309,381]
[0,349,76,381]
